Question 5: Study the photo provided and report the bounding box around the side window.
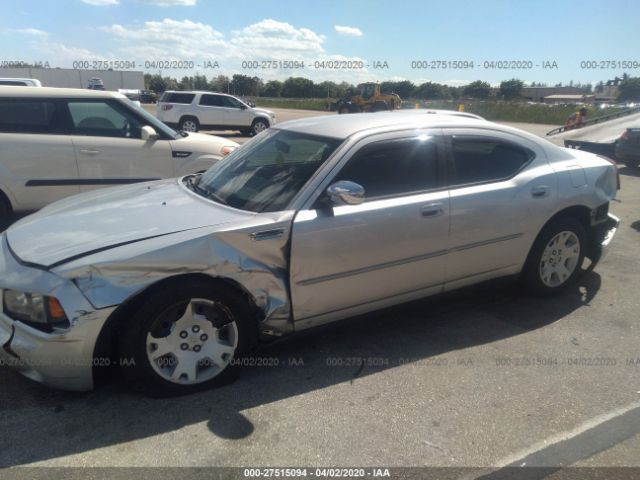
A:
[450,136,533,186]
[161,92,195,104]
[222,96,244,108]
[335,137,440,199]
[199,94,223,106]
[67,101,142,138]
[0,99,60,133]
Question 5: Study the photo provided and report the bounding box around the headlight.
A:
[220,145,237,156]
[3,290,68,327]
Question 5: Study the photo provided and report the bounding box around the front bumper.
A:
[586,213,619,271]
[0,236,113,391]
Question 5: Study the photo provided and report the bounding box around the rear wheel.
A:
[179,116,200,133]
[521,217,587,296]
[118,281,257,397]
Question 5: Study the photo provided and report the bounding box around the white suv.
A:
[157,91,276,136]
[0,87,239,229]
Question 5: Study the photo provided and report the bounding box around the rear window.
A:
[160,92,195,104]
[0,80,28,86]
[0,99,60,133]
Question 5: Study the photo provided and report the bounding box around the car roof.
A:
[274,111,494,139]
[0,86,123,98]
[163,90,232,97]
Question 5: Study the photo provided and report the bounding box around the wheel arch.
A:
[92,272,263,384]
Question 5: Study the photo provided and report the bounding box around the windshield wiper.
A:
[185,175,228,205]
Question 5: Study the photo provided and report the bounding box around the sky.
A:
[0,0,639,86]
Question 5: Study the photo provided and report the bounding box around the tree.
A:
[230,74,262,96]
[618,77,640,101]
[209,75,230,93]
[463,80,492,99]
[415,81,448,100]
[499,78,524,100]
[281,77,315,98]
[145,74,177,93]
[262,80,283,97]
[380,80,416,99]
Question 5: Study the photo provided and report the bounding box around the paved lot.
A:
[1,112,639,472]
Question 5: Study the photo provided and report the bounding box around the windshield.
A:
[195,129,342,212]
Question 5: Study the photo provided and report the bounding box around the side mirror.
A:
[240,105,248,110]
[326,180,365,206]
[141,125,159,141]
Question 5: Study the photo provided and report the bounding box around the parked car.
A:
[156,90,276,136]
[0,78,42,87]
[614,127,640,168]
[140,89,157,104]
[0,112,619,395]
[87,77,105,91]
[0,87,239,229]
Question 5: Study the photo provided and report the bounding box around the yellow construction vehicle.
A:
[332,82,402,114]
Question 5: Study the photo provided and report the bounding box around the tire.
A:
[251,118,269,135]
[178,116,200,133]
[338,106,350,115]
[521,217,587,296]
[371,101,389,112]
[623,159,639,168]
[0,195,11,232]
[118,280,257,397]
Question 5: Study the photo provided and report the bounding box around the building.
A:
[542,94,595,105]
[522,86,584,102]
[0,67,144,91]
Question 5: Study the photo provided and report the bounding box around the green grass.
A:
[414,100,625,125]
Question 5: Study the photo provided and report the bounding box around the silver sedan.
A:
[0,111,620,395]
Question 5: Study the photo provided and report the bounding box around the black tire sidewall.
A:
[251,119,268,135]
[522,217,587,296]
[118,281,256,397]
[0,197,11,231]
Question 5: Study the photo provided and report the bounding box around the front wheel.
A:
[251,118,269,135]
[521,217,587,296]
[118,281,257,397]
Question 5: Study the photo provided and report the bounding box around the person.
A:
[565,107,588,130]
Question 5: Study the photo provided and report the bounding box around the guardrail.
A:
[546,106,640,136]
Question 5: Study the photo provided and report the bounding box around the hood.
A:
[7,179,253,268]
[171,132,238,149]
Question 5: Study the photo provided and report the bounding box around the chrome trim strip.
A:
[453,233,523,252]
[297,249,448,286]
[297,233,523,286]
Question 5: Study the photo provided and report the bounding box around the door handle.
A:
[79,149,100,155]
[420,203,444,218]
[531,186,550,198]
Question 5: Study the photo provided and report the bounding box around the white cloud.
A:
[81,0,119,5]
[231,19,325,59]
[138,0,196,6]
[102,18,228,59]
[334,25,363,37]
[33,41,105,63]
[8,28,48,37]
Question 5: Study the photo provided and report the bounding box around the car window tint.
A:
[335,137,439,198]
[161,92,195,104]
[222,96,243,108]
[0,99,59,133]
[451,136,533,186]
[199,94,223,106]
[67,101,142,138]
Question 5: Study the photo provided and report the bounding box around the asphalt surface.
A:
[1,110,639,474]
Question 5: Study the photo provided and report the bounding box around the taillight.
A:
[221,145,236,156]
[597,154,621,190]
[162,104,173,111]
